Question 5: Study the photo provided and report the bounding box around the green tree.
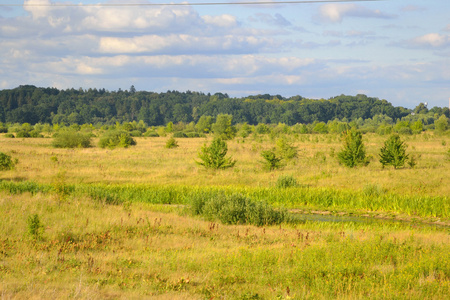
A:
[196,138,236,169]
[276,137,298,160]
[379,134,409,169]
[195,115,213,133]
[434,115,449,133]
[212,114,236,140]
[260,149,283,170]
[0,152,16,170]
[337,128,368,167]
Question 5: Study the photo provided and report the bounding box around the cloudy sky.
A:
[0,0,449,108]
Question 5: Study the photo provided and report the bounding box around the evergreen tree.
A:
[379,134,409,169]
[337,128,368,167]
[196,138,235,169]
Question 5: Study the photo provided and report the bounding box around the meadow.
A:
[0,132,449,299]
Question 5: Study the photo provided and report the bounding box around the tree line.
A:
[3,85,448,126]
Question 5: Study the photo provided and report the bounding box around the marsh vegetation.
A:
[0,125,449,299]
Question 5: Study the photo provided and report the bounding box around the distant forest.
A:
[0,85,448,126]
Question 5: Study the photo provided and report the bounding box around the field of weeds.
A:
[0,133,449,298]
[1,192,449,299]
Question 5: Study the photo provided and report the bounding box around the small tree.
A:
[260,149,283,170]
[276,137,298,161]
[196,138,236,169]
[212,114,236,140]
[0,152,16,171]
[379,134,409,169]
[98,131,136,149]
[27,214,44,240]
[337,128,368,167]
[434,115,449,133]
[165,137,179,149]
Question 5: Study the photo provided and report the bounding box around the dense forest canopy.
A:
[0,85,448,126]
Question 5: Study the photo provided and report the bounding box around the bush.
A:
[0,124,7,133]
[196,138,236,169]
[4,133,15,138]
[260,149,283,170]
[190,193,288,226]
[27,214,44,240]
[0,152,16,170]
[276,175,298,188]
[129,130,142,137]
[185,132,204,138]
[15,130,30,138]
[52,131,92,148]
[276,138,298,160]
[379,134,409,169]
[397,127,412,135]
[143,130,159,137]
[337,128,368,167]
[165,137,179,149]
[173,132,187,138]
[98,131,136,149]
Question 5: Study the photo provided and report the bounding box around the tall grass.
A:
[1,192,449,299]
[1,180,448,219]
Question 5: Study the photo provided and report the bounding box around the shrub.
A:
[4,133,14,138]
[196,138,236,169]
[379,134,409,169]
[185,132,203,138]
[165,137,179,149]
[98,131,136,149]
[260,149,283,170]
[27,214,44,240]
[173,132,187,138]
[0,123,7,133]
[397,127,412,135]
[143,130,159,137]
[15,130,30,138]
[190,193,288,226]
[337,128,369,167]
[52,131,92,148]
[276,175,298,188]
[0,152,16,171]
[276,137,298,160]
[129,130,142,137]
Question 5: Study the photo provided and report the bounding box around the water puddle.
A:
[290,212,450,230]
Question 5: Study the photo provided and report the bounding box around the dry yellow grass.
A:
[0,133,449,196]
[1,191,449,299]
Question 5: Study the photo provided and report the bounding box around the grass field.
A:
[0,133,449,299]
[1,133,449,195]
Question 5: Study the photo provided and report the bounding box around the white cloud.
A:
[202,14,237,28]
[401,33,450,49]
[24,0,52,20]
[98,34,276,55]
[318,4,395,23]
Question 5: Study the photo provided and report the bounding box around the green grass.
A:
[0,192,449,299]
[1,180,448,220]
[0,133,449,298]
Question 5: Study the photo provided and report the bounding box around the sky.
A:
[0,0,449,108]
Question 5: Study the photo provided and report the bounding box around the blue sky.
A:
[0,0,449,108]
